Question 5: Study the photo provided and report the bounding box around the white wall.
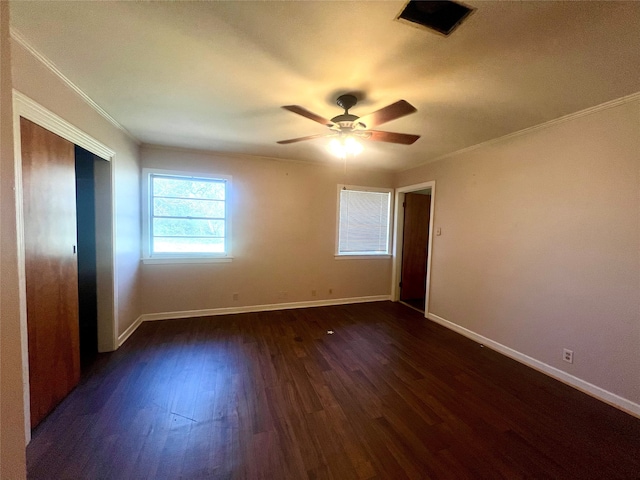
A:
[140,145,394,316]
[0,2,27,477]
[396,96,640,411]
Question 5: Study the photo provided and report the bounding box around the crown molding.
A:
[13,90,116,161]
[10,27,140,145]
[141,143,394,173]
[401,91,640,172]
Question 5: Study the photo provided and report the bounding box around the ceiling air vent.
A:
[397,0,475,37]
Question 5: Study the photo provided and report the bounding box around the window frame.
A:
[335,184,394,258]
[141,168,232,264]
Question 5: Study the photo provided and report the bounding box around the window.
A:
[142,168,231,263]
[336,185,393,257]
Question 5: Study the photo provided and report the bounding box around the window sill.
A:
[334,254,392,260]
[142,256,234,265]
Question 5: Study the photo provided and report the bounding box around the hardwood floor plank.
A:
[26,302,640,479]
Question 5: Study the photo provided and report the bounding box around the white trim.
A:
[120,296,390,343]
[142,257,233,265]
[402,91,640,172]
[427,312,640,419]
[10,28,139,144]
[13,91,120,438]
[142,142,393,174]
[334,254,392,260]
[141,167,232,261]
[92,158,118,353]
[12,96,31,443]
[391,181,436,317]
[117,316,144,347]
[13,90,116,160]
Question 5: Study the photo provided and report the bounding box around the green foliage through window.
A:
[149,173,228,255]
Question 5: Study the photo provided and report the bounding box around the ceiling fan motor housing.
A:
[331,115,363,130]
[336,94,358,111]
[332,94,364,130]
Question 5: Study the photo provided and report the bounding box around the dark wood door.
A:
[21,117,80,428]
[400,193,431,302]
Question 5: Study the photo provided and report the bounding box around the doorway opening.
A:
[392,181,436,317]
[75,146,101,371]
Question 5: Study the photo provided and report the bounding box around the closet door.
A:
[400,193,431,302]
[21,117,80,428]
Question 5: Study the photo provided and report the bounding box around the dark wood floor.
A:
[27,302,639,479]
[401,298,425,313]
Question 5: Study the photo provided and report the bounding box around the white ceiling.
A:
[9,1,640,171]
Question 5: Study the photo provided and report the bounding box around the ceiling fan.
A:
[277,94,420,149]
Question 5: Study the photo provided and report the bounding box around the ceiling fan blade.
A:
[366,130,420,145]
[358,100,417,128]
[277,133,333,145]
[281,105,335,127]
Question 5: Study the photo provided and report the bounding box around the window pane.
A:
[338,189,390,254]
[153,198,225,219]
[145,170,230,258]
[153,237,225,253]
[153,176,225,200]
[153,218,225,237]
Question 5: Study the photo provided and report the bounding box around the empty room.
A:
[1,1,639,478]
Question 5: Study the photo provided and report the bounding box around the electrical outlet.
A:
[563,348,574,364]
[328,288,333,295]
[232,292,239,301]
[311,290,317,297]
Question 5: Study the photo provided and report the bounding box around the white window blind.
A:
[337,187,392,255]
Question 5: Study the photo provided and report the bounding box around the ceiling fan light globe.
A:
[329,136,363,159]
[345,136,363,156]
[329,138,346,159]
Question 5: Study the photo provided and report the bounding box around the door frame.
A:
[12,90,118,439]
[391,181,436,317]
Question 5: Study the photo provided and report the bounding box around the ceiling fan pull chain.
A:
[343,154,348,188]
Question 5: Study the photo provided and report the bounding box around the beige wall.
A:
[1,24,141,475]
[396,98,640,406]
[141,146,394,314]
[1,3,27,477]
[10,39,142,337]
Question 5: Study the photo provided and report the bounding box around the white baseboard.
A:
[140,295,390,322]
[117,315,143,347]
[119,295,390,344]
[427,312,640,419]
